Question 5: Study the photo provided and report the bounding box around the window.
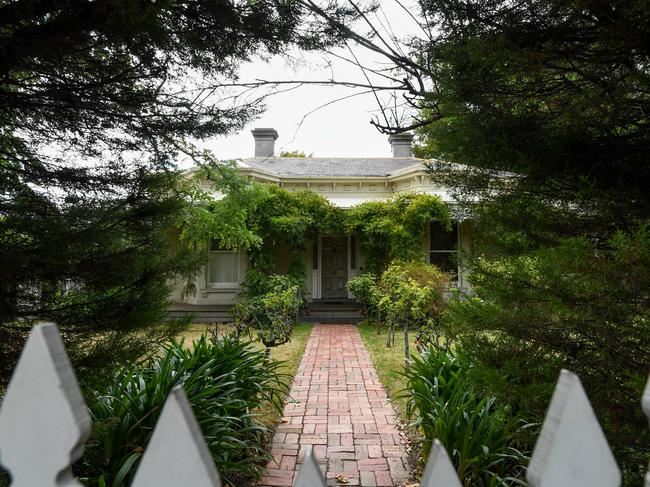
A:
[208,242,239,285]
[350,234,356,270]
[430,221,458,276]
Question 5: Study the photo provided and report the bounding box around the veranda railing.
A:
[0,323,648,486]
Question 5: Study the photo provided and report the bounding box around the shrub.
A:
[346,272,379,320]
[380,261,448,325]
[233,274,303,357]
[402,347,526,486]
[78,335,287,486]
[378,261,450,364]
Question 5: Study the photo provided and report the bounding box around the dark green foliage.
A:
[78,335,287,486]
[411,0,650,218]
[445,212,650,483]
[346,193,450,274]
[233,274,304,354]
[0,0,357,384]
[373,0,650,482]
[402,347,526,486]
[1,170,201,384]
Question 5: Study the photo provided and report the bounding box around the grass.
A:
[357,322,418,419]
[176,322,314,427]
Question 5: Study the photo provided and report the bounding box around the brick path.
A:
[260,324,409,487]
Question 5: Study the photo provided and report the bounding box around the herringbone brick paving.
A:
[260,324,409,487]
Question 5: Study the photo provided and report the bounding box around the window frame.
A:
[429,221,459,279]
[207,246,240,288]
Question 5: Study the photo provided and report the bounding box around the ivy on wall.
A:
[180,162,451,287]
[346,193,451,274]
[180,162,344,290]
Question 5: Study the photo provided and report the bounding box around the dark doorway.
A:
[321,236,348,299]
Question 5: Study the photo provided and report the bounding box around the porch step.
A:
[167,304,234,323]
[300,314,364,324]
[167,301,365,324]
[301,300,364,324]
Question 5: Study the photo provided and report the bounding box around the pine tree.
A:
[0,0,353,383]
[399,1,650,481]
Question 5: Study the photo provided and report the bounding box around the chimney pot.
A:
[389,133,414,157]
[251,128,278,157]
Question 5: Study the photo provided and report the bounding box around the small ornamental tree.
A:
[232,275,303,360]
[378,261,449,367]
[346,273,380,324]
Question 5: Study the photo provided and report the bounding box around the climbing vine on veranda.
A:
[180,160,345,287]
[346,192,451,274]
[180,161,452,286]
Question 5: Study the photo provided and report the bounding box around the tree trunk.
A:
[377,307,382,334]
[264,328,275,364]
[403,322,410,370]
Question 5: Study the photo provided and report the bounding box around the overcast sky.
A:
[182,0,423,166]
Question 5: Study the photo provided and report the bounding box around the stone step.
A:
[300,314,364,324]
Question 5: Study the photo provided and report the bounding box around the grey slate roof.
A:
[242,157,424,177]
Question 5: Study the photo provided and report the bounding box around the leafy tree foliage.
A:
[412,0,650,219]
[383,0,650,481]
[0,0,355,383]
[182,161,345,283]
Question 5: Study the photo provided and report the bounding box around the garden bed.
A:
[178,322,314,427]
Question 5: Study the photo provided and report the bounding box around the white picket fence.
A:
[0,323,648,487]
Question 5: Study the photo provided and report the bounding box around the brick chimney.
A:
[389,133,414,157]
[251,128,278,157]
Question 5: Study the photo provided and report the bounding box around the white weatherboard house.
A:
[170,128,472,321]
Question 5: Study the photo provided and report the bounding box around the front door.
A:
[321,236,348,299]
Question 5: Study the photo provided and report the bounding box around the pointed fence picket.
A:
[0,323,648,486]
